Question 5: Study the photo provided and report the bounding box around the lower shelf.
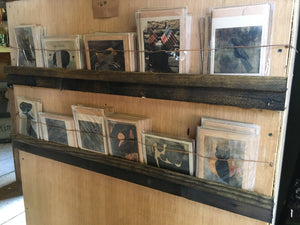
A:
[12,134,273,222]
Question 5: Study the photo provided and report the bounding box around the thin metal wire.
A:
[9,43,298,54]
[17,116,274,166]
[11,42,288,168]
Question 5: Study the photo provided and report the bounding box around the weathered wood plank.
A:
[12,134,274,223]
[5,66,287,111]
[4,66,287,91]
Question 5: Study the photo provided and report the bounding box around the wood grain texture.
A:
[6,0,297,77]
[19,150,271,225]
[270,1,300,223]
[5,66,287,91]
[5,66,287,110]
[13,134,274,222]
[7,76,287,110]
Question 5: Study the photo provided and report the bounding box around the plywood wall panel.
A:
[14,85,280,196]
[7,0,296,75]
[19,150,268,225]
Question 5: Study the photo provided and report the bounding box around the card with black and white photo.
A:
[14,25,45,67]
[142,132,195,175]
[42,35,85,69]
[39,112,77,147]
[16,96,42,138]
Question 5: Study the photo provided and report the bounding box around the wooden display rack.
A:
[5,0,299,225]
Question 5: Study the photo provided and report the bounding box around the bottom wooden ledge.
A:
[12,134,274,223]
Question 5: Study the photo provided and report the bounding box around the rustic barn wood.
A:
[5,66,287,110]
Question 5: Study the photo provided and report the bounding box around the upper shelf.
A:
[5,66,287,111]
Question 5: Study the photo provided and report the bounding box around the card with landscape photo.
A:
[142,132,194,175]
[84,33,136,72]
[42,35,84,69]
[39,112,77,147]
[210,3,272,75]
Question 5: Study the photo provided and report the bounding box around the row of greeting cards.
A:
[13,3,273,75]
[17,96,261,191]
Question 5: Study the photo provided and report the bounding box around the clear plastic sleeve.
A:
[14,25,46,67]
[136,7,191,73]
[16,96,43,139]
[83,32,137,72]
[41,35,85,69]
[209,3,274,76]
[196,118,260,191]
[142,132,195,176]
[105,113,152,163]
[39,112,77,147]
[72,105,115,154]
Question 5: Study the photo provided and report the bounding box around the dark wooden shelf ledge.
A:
[13,134,274,223]
[5,66,287,111]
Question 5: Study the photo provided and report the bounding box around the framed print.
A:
[72,105,114,154]
[106,113,151,162]
[142,132,195,175]
[84,33,136,72]
[16,96,42,138]
[39,112,77,147]
[14,25,45,67]
[136,7,189,73]
[196,127,258,190]
[210,3,272,75]
[42,35,85,69]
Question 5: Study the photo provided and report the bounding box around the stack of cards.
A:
[39,112,78,147]
[42,35,85,69]
[72,105,115,154]
[136,7,192,73]
[196,117,260,190]
[142,132,195,175]
[210,3,273,75]
[16,96,43,139]
[84,32,137,72]
[14,25,46,67]
[105,113,152,162]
